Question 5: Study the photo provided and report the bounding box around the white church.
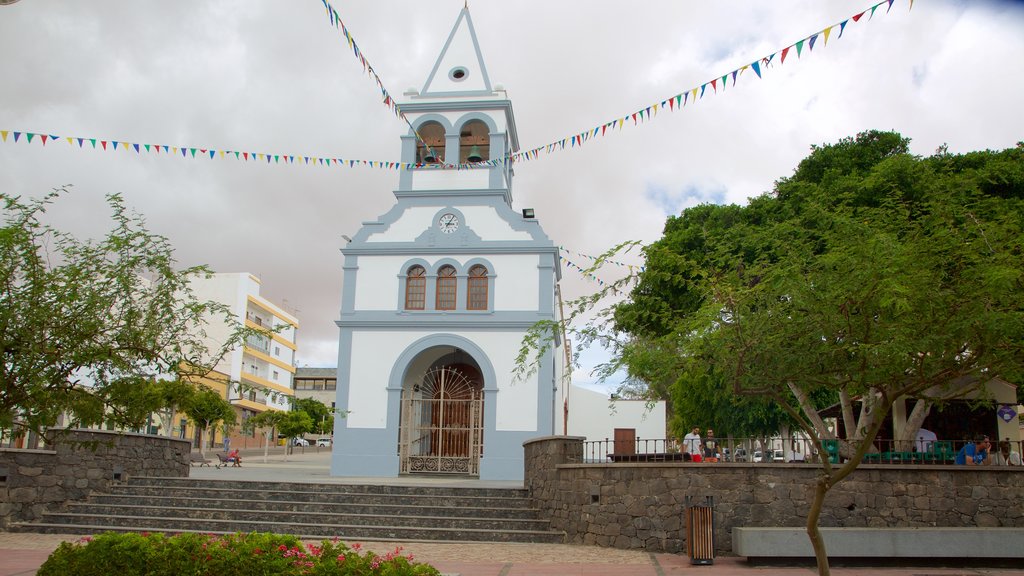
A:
[330,7,567,482]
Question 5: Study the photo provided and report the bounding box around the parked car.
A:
[753,449,784,463]
[316,438,332,447]
[291,437,309,447]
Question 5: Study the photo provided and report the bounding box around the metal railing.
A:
[581,436,1024,465]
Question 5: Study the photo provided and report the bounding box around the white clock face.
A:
[439,213,459,234]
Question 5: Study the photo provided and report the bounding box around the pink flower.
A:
[253,548,263,555]
[337,554,346,563]
[352,542,362,551]
[278,544,288,551]
[331,536,340,544]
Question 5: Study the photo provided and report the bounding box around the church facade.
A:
[331,7,563,482]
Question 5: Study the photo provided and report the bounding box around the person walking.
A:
[702,429,721,463]
[682,427,702,462]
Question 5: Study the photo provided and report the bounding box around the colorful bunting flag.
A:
[2,0,912,173]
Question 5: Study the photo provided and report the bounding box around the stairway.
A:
[12,477,564,544]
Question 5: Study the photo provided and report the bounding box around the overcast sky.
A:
[2,1,1022,392]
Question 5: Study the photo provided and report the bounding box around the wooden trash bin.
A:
[685,495,715,565]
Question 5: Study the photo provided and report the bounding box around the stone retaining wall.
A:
[524,436,1024,554]
[0,429,190,529]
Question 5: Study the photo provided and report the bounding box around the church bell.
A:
[466,145,484,163]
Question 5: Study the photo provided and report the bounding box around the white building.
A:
[567,386,666,453]
[190,273,299,421]
[331,7,563,482]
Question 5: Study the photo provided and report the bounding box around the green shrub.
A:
[38,532,441,576]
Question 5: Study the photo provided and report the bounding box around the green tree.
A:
[520,132,1024,575]
[182,388,235,456]
[292,397,332,435]
[621,132,1024,574]
[278,411,314,456]
[242,409,286,463]
[0,188,270,438]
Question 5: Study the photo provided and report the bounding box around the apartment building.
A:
[190,273,299,447]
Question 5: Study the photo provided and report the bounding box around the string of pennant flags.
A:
[317,0,442,163]
[508,0,912,164]
[1,0,913,171]
[559,246,646,273]
[559,255,614,288]
[0,130,423,171]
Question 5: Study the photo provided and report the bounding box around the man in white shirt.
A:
[682,426,702,461]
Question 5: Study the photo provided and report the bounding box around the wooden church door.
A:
[400,363,484,475]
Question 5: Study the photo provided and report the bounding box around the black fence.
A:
[582,436,1024,465]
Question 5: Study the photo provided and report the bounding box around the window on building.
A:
[416,121,445,164]
[405,265,426,310]
[467,264,488,310]
[272,370,279,381]
[436,265,457,310]
[274,346,280,356]
[459,119,490,163]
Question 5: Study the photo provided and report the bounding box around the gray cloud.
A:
[2,1,1021,381]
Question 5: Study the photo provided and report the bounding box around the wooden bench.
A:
[189,453,212,467]
[733,527,1024,559]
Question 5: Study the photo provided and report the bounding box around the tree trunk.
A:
[839,389,856,440]
[807,473,833,576]
[896,399,931,451]
[789,382,832,440]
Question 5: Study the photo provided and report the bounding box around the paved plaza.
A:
[2,448,1022,576]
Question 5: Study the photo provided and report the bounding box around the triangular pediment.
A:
[420,8,492,96]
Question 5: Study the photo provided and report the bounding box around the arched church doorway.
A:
[399,351,484,475]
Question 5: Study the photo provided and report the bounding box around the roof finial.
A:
[465,1,468,9]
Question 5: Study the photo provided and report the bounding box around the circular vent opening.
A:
[449,67,469,82]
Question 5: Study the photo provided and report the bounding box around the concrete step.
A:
[86,494,535,518]
[16,516,563,543]
[111,484,531,509]
[58,503,552,531]
[12,477,564,544]
[130,476,528,499]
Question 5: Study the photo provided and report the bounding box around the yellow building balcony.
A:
[240,371,293,397]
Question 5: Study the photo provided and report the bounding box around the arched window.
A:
[467,265,488,310]
[416,121,446,164]
[459,119,490,164]
[405,265,426,310]
[436,265,457,310]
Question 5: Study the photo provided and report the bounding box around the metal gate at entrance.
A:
[399,365,483,475]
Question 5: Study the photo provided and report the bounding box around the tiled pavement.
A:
[3,532,1024,576]
[4,449,1023,575]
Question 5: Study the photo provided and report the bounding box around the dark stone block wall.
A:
[0,429,190,528]
[524,436,1024,554]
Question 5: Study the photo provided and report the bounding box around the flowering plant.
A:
[38,532,440,576]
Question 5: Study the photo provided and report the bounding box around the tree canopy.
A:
[182,387,235,454]
[524,131,1024,575]
[612,131,1024,573]
[292,397,333,435]
[0,188,269,437]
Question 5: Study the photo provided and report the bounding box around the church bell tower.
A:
[331,7,562,482]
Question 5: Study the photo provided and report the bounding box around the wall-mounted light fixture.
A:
[522,208,535,219]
